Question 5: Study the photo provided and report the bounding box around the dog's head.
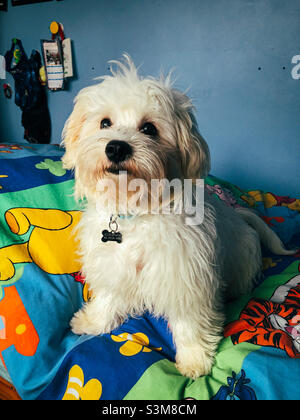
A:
[62,55,210,211]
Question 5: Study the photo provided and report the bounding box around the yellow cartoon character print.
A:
[262,257,282,271]
[0,207,82,281]
[241,190,276,208]
[111,332,162,356]
[241,190,300,212]
[0,175,8,190]
[62,365,102,400]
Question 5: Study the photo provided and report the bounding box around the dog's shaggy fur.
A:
[62,56,295,378]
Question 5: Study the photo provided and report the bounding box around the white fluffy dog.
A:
[62,56,294,379]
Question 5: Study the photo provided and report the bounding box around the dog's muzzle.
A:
[105,140,133,164]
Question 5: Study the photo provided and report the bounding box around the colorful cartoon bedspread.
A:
[0,142,299,400]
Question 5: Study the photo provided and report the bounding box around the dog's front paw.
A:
[175,344,214,379]
[70,308,112,336]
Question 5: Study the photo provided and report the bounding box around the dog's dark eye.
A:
[100,118,112,129]
[140,122,158,137]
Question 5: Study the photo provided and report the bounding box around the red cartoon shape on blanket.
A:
[0,144,33,153]
[294,250,300,259]
[0,286,39,366]
[224,264,300,358]
[261,216,285,227]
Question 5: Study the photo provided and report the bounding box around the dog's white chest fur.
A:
[78,205,215,317]
[77,194,261,320]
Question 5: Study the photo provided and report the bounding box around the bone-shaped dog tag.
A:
[101,229,122,244]
[101,215,123,244]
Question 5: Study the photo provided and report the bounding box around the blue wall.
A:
[0,0,299,196]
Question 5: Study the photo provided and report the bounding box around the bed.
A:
[0,142,299,400]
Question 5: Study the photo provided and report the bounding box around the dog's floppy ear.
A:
[172,90,211,179]
[61,95,87,170]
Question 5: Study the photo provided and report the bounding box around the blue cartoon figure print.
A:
[212,370,257,400]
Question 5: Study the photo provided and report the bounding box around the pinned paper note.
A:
[62,38,73,78]
[41,39,64,90]
[0,55,6,79]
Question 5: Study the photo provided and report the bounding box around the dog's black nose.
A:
[105,140,133,163]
